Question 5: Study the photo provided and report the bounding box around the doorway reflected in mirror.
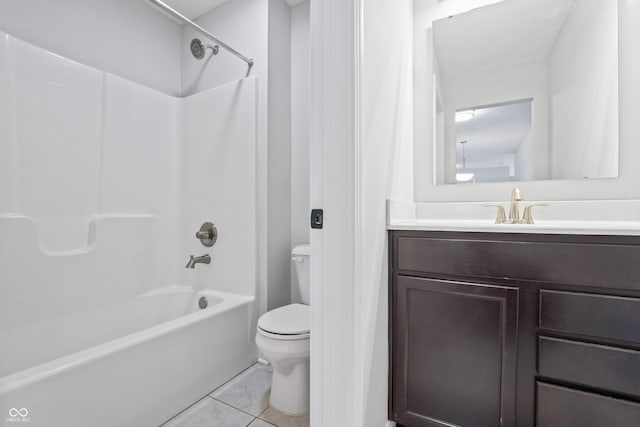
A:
[455,99,532,184]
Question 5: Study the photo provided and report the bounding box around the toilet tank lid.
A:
[258,303,309,335]
[292,244,310,256]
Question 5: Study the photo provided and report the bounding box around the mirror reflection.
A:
[433,0,619,185]
[455,99,532,183]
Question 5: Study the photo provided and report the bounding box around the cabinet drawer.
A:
[537,382,640,427]
[539,336,640,397]
[394,235,640,289]
[540,290,640,343]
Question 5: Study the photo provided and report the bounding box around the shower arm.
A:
[146,0,254,76]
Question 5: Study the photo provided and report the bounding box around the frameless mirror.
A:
[433,0,619,185]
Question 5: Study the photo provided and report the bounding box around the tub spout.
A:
[185,254,211,269]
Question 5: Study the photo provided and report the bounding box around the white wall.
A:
[290,1,310,303]
[181,0,267,95]
[0,32,180,360]
[267,0,293,309]
[183,0,292,313]
[357,0,414,426]
[179,78,258,298]
[0,0,182,95]
[182,0,269,316]
[548,0,618,180]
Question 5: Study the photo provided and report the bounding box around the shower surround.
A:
[0,30,258,427]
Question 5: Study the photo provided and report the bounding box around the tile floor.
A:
[161,363,310,427]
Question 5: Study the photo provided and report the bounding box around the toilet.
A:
[255,243,310,415]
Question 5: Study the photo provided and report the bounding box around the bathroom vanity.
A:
[392,0,640,422]
[388,229,640,427]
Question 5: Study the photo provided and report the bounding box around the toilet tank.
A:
[292,244,311,304]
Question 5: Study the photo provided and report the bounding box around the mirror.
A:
[433,0,619,185]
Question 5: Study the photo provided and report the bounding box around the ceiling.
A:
[456,99,532,164]
[160,0,308,20]
[433,0,576,77]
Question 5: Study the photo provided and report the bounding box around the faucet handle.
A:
[196,230,212,239]
[195,222,218,247]
[482,204,507,224]
[522,203,549,224]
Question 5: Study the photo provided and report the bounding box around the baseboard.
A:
[256,357,270,366]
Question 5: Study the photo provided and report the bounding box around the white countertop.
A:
[386,200,640,236]
[388,219,640,235]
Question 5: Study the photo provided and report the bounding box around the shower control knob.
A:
[196,230,212,239]
[196,222,217,247]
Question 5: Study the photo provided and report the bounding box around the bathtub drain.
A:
[199,296,208,309]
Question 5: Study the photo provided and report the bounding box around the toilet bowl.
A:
[255,244,310,415]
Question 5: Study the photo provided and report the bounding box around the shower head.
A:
[191,38,219,60]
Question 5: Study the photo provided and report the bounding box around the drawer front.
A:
[537,382,640,427]
[395,235,640,289]
[540,290,640,343]
[539,336,640,397]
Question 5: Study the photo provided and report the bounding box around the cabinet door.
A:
[392,276,518,427]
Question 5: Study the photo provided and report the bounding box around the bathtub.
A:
[0,286,257,427]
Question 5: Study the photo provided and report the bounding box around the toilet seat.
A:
[258,303,310,340]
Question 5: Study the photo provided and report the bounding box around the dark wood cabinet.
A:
[393,277,518,427]
[389,231,640,427]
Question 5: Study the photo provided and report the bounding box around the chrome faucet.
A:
[185,254,211,269]
[508,187,524,223]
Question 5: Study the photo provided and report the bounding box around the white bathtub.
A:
[0,286,257,427]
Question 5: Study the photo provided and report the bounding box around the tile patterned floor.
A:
[161,363,309,427]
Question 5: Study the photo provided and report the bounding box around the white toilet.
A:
[255,243,310,415]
